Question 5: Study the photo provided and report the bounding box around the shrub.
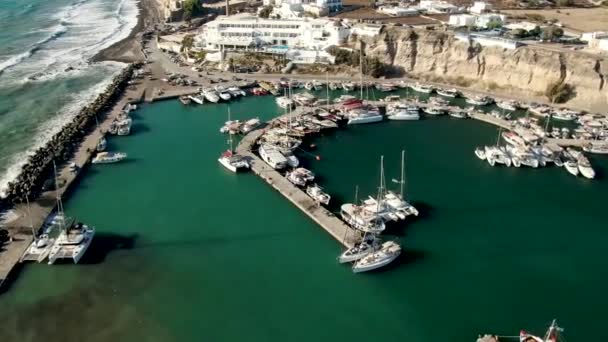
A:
[545,82,575,103]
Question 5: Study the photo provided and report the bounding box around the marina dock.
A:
[236,110,358,248]
[0,85,145,290]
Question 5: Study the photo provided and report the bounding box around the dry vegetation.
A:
[502,8,608,33]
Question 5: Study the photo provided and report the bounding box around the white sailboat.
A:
[352,241,401,273]
[338,233,380,264]
[218,109,250,173]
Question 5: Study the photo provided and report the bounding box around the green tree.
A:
[545,82,575,103]
[528,25,542,37]
[183,0,200,21]
[541,26,564,41]
[486,19,503,30]
[259,5,273,18]
[512,28,527,38]
[556,0,574,6]
[181,34,195,57]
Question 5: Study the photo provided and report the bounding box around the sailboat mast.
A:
[495,128,502,147]
[400,150,405,198]
[52,160,65,233]
[359,48,363,100]
[376,155,385,213]
[26,196,35,238]
[326,71,329,107]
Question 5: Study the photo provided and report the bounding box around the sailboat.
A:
[338,232,380,264]
[20,196,55,263]
[347,50,382,125]
[218,108,250,173]
[519,319,564,342]
[47,161,95,265]
[384,150,419,220]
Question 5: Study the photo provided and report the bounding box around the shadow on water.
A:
[79,232,138,265]
[135,231,295,250]
[129,123,150,136]
[410,201,433,220]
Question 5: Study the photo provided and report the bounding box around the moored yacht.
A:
[259,144,287,169]
[338,234,379,263]
[496,100,519,111]
[218,150,249,173]
[47,219,95,265]
[202,88,220,103]
[410,83,434,93]
[287,167,314,186]
[475,147,486,160]
[436,88,459,98]
[352,241,401,273]
[577,156,595,179]
[340,203,386,234]
[334,94,357,104]
[276,96,294,109]
[92,152,127,164]
[386,102,420,120]
[306,184,330,205]
[564,160,579,176]
[466,95,493,106]
[241,118,261,133]
[347,106,383,125]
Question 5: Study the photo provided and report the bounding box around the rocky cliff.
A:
[357,28,607,111]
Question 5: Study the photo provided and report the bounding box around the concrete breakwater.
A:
[1,63,140,207]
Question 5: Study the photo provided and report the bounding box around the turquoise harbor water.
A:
[1,90,608,341]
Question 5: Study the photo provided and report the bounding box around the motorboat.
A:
[502,131,526,146]
[338,235,379,263]
[423,106,446,116]
[179,96,192,105]
[383,191,418,220]
[382,95,401,102]
[47,220,95,265]
[552,109,578,121]
[340,203,385,234]
[436,88,459,98]
[259,144,287,169]
[276,96,295,109]
[328,82,338,91]
[202,88,220,103]
[375,83,396,92]
[241,118,261,133]
[306,184,330,205]
[92,152,127,164]
[475,147,486,160]
[282,150,299,168]
[287,168,314,186]
[347,106,383,125]
[218,150,249,172]
[334,94,357,104]
[448,110,468,119]
[410,83,434,93]
[583,141,608,154]
[217,91,231,101]
[386,102,420,120]
[564,160,579,176]
[342,82,356,92]
[96,137,107,152]
[228,86,246,97]
[577,156,595,179]
[304,82,316,91]
[220,120,242,134]
[188,94,204,104]
[496,100,519,111]
[352,241,401,273]
[465,95,493,106]
[485,146,510,167]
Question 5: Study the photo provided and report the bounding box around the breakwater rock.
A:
[1,63,141,206]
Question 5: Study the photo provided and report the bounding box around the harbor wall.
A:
[357,28,608,112]
[0,64,140,207]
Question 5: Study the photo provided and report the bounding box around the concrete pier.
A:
[236,111,359,248]
[0,86,145,290]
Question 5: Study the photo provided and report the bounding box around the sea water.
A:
[1,91,607,341]
[0,0,139,196]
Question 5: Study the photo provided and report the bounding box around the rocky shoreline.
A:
[1,64,140,207]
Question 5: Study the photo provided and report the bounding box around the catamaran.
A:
[385,150,419,220]
[47,162,95,265]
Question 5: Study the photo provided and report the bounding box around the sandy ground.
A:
[503,8,608,33]
[92,0,164,63]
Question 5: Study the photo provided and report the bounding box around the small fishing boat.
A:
[92,152,127,164]
[306,184,330,205]
[436,88,459,98]
[564,160,579,176]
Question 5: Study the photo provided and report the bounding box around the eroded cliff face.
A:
[357,28,608,111]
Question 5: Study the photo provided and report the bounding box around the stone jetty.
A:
[1,63,140,207]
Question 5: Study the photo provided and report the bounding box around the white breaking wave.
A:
[0,63,124,198]
[0,0,140,198]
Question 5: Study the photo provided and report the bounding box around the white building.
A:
[419,0,461,14]
[377,6,421,16]
[581,32,608,51]
[455,32,521,49]
[469,1,491,14]
[448,14,476,27]
[262,0,342,19]
[199,14,350,50]
[350,23,384,37]
[449,13,505,28]
[504,21,540,31]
